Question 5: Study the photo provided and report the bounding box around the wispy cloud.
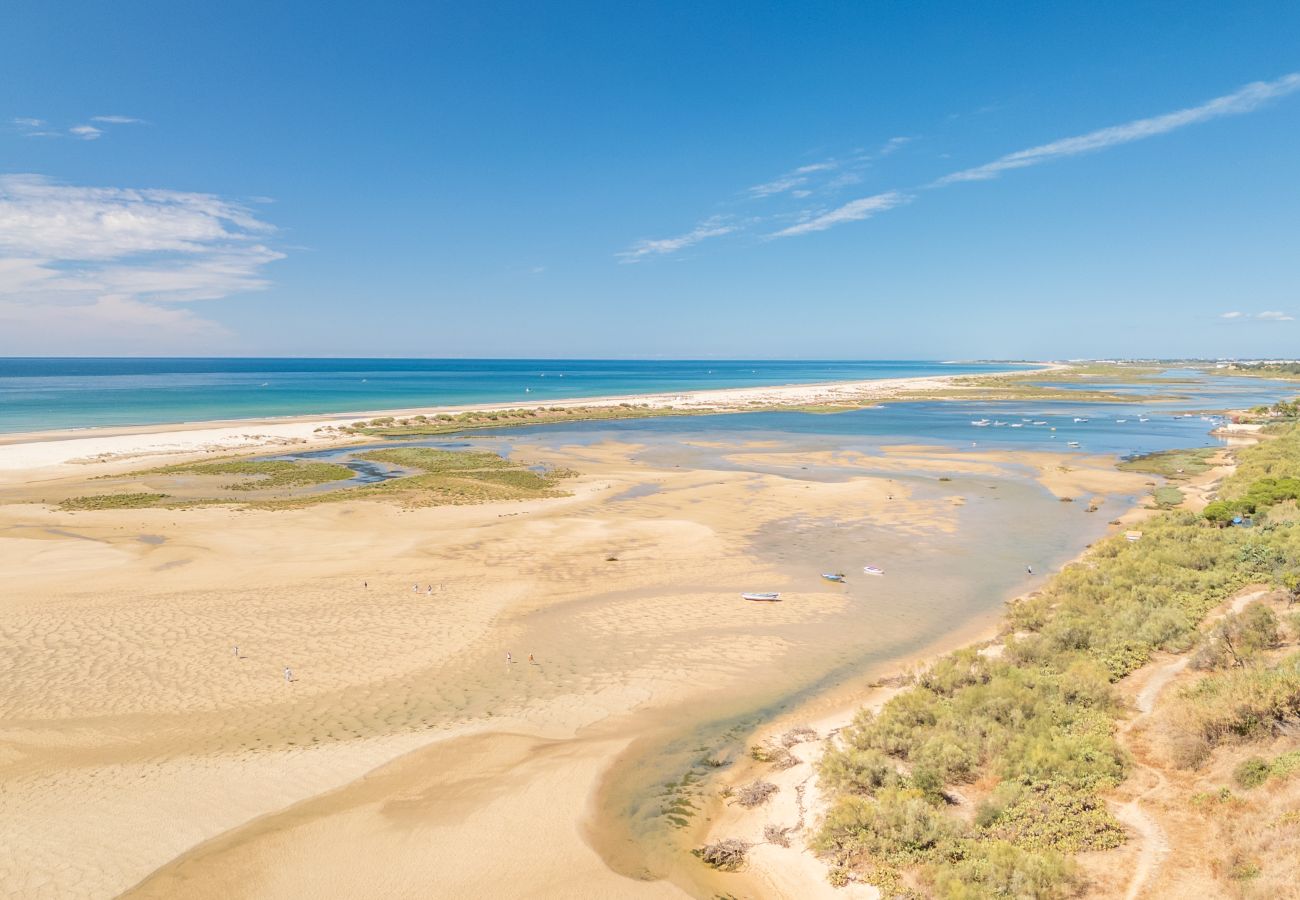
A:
[1221,310,1295,322]
[747,161,838,198]
[770,191,911,238]
[878,136,911,156]
[617,216,738,263]
[621,73,1300,255]
[12,115,146,140]
[934,72,1300,186]
[0,175,283,350]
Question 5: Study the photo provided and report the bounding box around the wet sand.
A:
[0,433,1147,899]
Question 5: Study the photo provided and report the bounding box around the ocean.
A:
[0,358,1027,434]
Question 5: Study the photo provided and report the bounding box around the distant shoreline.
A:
[0,364,1053,480]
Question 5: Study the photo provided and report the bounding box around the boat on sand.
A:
[862,565,884,576]
[741,592,781,602]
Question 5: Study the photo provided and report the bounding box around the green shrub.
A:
[1234,756,1272,788]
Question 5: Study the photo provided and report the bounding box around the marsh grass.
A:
[1119,447,1217,479]
[145,459,356,490]
[340,404,704,436]
[59,492,171,510]
[79,446,575,511]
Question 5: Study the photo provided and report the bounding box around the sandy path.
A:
[1112,587,1269,900]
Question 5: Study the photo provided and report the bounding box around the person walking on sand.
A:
[529,653,535,664]
[284,666,293,683]
[506,652,512,665]
[233,644,239,658]
[427,585,433,595]
[413,583,419,592]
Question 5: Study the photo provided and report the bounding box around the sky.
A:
[1,1,1298,359]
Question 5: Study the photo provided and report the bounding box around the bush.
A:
[927,840,1076,900]
[1234,756,1272,789]
[1192,603,1281,669]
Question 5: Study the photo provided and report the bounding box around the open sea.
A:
[0,358,1027,434]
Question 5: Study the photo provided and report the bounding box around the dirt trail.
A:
[1113,587,1269,900]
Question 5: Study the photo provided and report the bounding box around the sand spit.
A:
[0,366,1046,485]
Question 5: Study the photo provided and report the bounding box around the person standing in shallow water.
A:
[284,666,293,683]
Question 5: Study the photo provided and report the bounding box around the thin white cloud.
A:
[618,217,737,262]
[878,136,911,156]
[934,72,1300,186]
[1220,310,1294,322]
[769,190,910,238]
[13,115,145,140]
[747,161,839,198]
[0,175,283,350]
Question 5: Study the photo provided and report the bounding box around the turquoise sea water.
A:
[0,358,1026,433]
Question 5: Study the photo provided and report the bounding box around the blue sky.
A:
[1,1,1298,359]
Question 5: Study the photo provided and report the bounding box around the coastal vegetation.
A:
[139,459,356,490]
[1118,447,1217,479]
[334,403,701,436]
[806,425,1300,897]
[60,447,575,511]
[59,492,171,511]
[1220,361,1300,380]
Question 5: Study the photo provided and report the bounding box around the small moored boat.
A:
[741,592,781,602]
[862,565,884,577]
[821,573,846,583]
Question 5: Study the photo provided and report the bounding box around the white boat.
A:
[1067,441,1081,447]
[1033,421,1048,426]
[971,419,991,427]
[741,592,781,602]
[1073,417,1089,423]
[1115,419,1127,423]
[993,420,1007,426]
[1138,416,1149,422]
[1009,423,1024,428]
[862,565,885,576]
